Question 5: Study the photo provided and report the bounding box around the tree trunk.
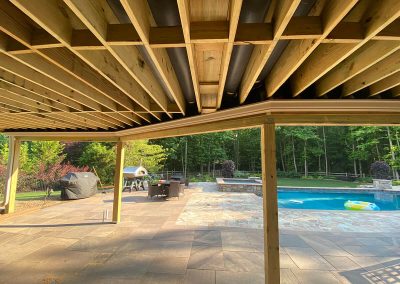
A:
[386,127,399,180]
[212,160,215,177]
[304,140,308,177]
[318,155,321,173]
[375,143,381,161]
[280,140,286,172]
[291,135,298,173]
[358,160,363,177]
[322,126,328,176]
[352,142,357,176]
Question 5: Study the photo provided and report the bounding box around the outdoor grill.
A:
[123,166,148,192]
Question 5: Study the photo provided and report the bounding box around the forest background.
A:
[0,126,399,192]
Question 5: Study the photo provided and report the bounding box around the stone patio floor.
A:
[0,182,399,283]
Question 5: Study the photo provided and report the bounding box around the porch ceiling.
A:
[0,0,399,134]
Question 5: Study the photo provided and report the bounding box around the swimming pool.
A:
[278,190,400,211]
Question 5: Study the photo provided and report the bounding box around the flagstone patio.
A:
[0,182,399,283]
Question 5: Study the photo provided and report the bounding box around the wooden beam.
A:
[5,99,400,140]
[342,50,400,97]
[369,71,400,97]
[376,19,400,40]
[4,136,20,214]
[121,0,186,114]
[281,16,322,39]
[106,24,141,45]
[9,0,151,122]
[266,0,358,98]
[190,21,229,43]
[177,0,201,112]
[63,0,169,119]
[316,41,400,96]
[217,0,242,109]
[239,0,301,103]
[112,141,125,223]
[391,85,400,97]
[0,54,100,112]
[235,23,272,45]
[261,122,280,284]
[117,100,400,140]
[291,0,400,97]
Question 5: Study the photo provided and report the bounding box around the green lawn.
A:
[15,191,54,201]
[277,178,362,188]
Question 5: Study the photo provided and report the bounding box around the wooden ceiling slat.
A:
[121,0,186,115]
[316,41,400,97]
[63,0,170,120]
[14,53,119,111]
[239,0,301,103]
[9,0,150,123]
[216,0,242,110]
[177,0,202,112]
[0,55,97,111]
[391,85,400,97]
[342,50,400,97]
[291,0,400,97]
[369,71,400,97]
[264,0,359,98]
[0,0,399,133]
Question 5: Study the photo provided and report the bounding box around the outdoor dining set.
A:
[148,179,186,200]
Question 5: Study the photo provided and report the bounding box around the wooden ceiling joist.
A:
[239,0,301,103]
[342,50,400,97]
[177,0,202,113]
[63,0,173,119]
[9,0,156,122]
[291,0,400,97]
[121,0,186,115]
[315,41,400,97]
[265,0,359,98]
[0,0,399,133]
[369,71,400,97]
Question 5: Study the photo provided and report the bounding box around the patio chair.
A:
[179,183,185,195]
[168,181,181,199]
[148,184,162,199]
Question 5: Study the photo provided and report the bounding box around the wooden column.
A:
[4,136,21,214]
[261,122,280,283]
[112,141,125,223]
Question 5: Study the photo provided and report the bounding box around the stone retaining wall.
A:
[217,180,262,196]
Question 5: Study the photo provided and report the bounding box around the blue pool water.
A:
[278,190,400,211]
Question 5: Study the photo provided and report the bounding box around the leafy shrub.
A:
[221,160,235,178]
[36,161,89,193]
[370,161,391,179]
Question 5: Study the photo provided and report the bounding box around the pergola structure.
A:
[1,0,400,282]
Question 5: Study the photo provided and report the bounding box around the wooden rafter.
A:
[63,0,173,119]
[121,0,186,115]
[0,0,399,133]
[342,50,400,97]
[177,0,201,113]
[239,0,301,103]
[265,0,359,98]
[291,0,400,97]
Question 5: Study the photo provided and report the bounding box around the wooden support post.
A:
[261,122,280,283]
[4,136,21,214]
[112,141,125,223]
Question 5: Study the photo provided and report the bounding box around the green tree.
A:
[28,141,65,173]
[124,140,166,172]
[79,143,115,184]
